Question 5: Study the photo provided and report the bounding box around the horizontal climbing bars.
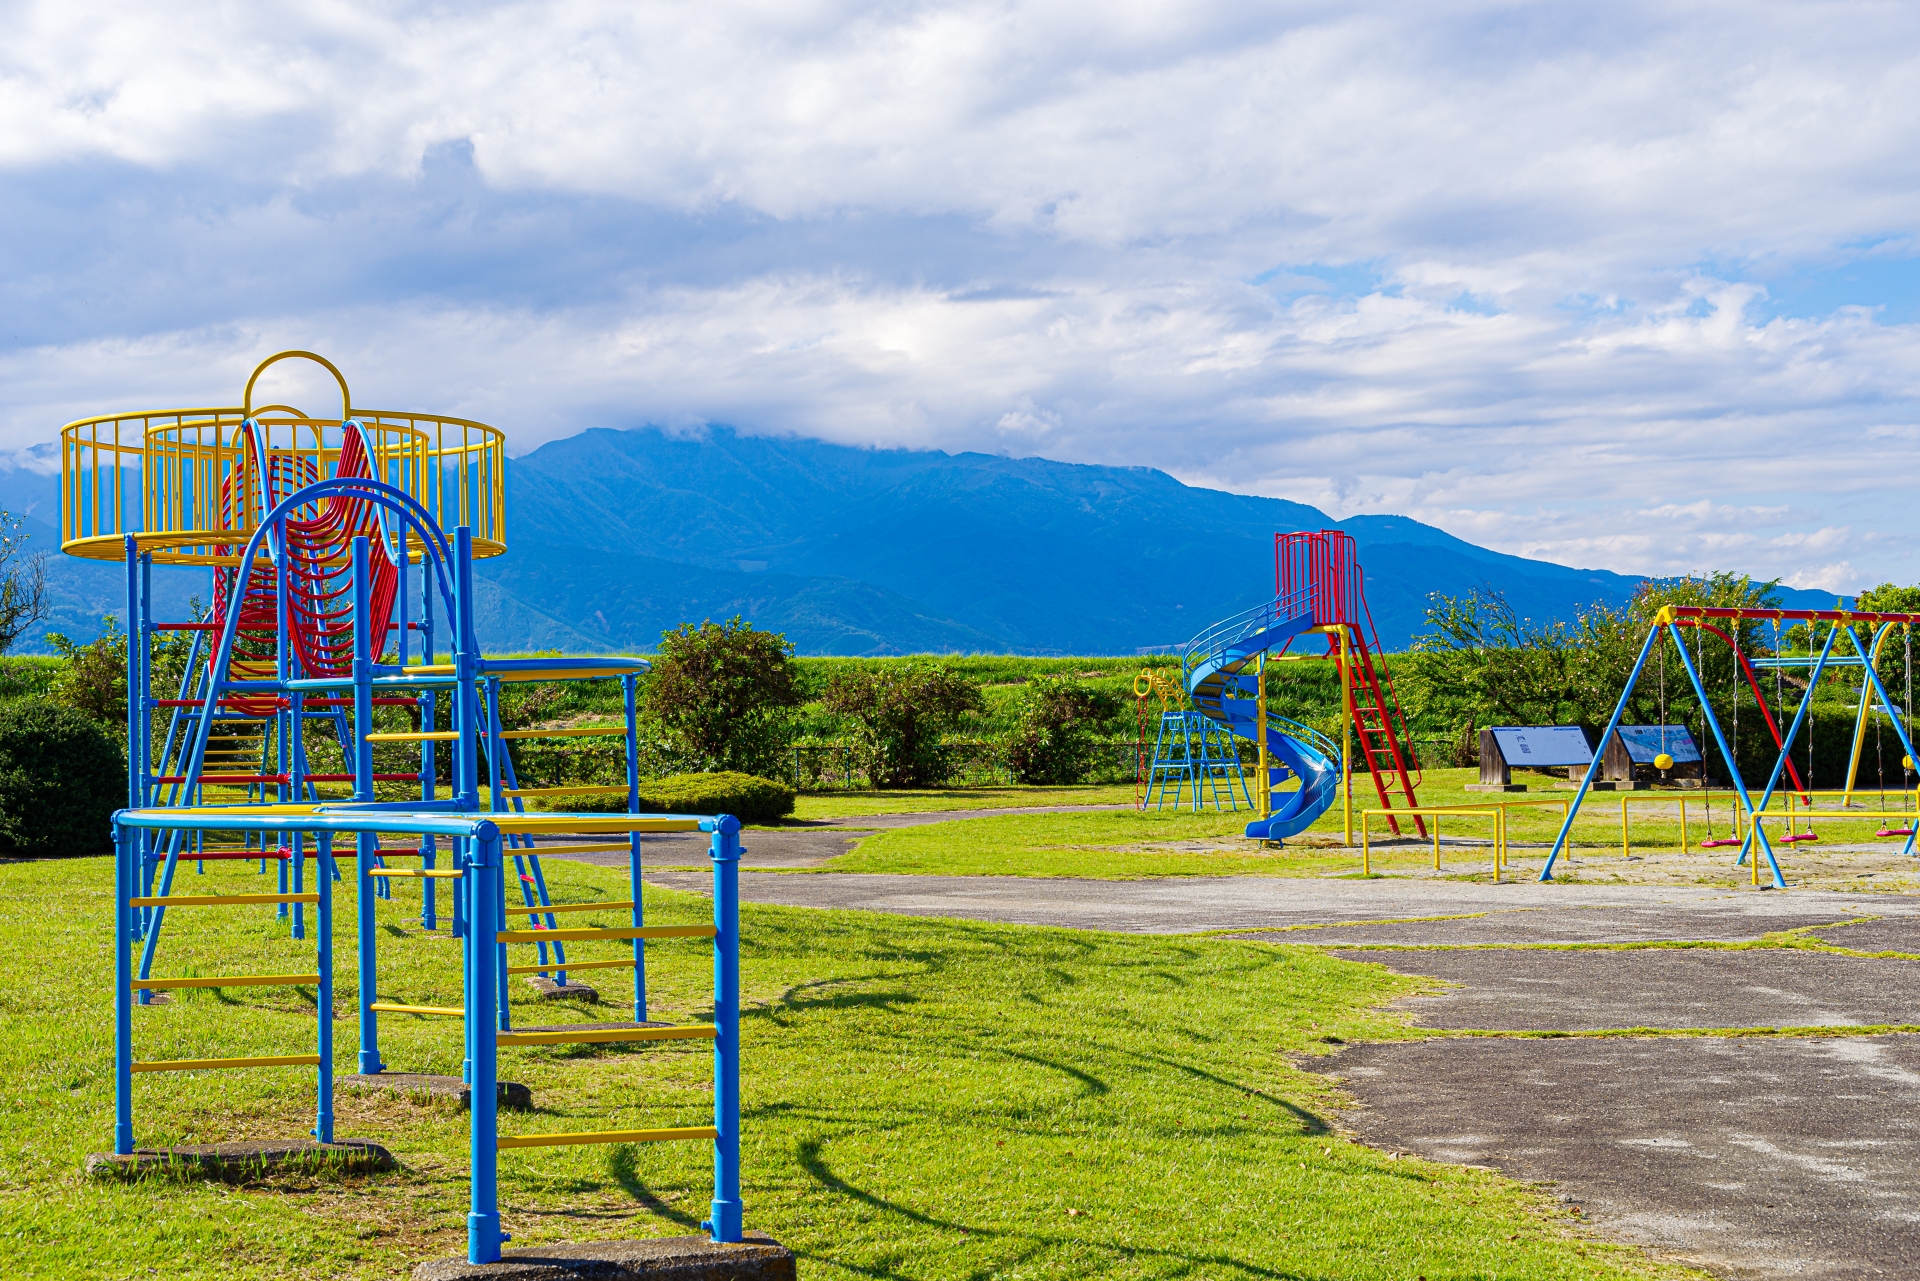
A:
[365,731,460,742]
[131,1053,323,1073]
[133,973,322,990]
[502,785,630,798]
[497,924,718,943]
[496,1026,716,1046]
[500,727,627,739]
[521,900,637,915]
[370,868,463,879]
[370,1002,463,1017]
[497,1125,719,1150]
[129,892,321,907]
[515,842,631,855]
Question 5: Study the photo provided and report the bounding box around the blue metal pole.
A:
[467,823,503,1265]
[113,818,134,1155]
[624,673,646,1023]
[351,537,382,1075]
[1738,620,1839,874]
[1670,622,1784,888]
[1858,629,1920,856]
[707,815,743,1243]
[276,534,293,924]
[484,677,511,1032]
[420,555,438,928]
[453,528,478,809]
[315,831,335,1143]
[1541,623,1662,880]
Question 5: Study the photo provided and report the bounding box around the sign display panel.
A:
[1614,725,1702,764]
[1489,725,1594,768]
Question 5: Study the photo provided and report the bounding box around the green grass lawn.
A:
[817,768,1920,881]
[792,783,1137,821]
[0,855,1698,1280]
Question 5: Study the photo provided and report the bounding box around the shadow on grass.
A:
[793,1136,1313,1281]
[604,1144,704,1228]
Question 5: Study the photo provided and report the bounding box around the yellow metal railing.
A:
[59,352,507,565]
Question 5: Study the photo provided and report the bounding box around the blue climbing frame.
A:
[106,473,750,1265]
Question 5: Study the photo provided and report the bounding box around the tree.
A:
[642,617,801,778]
[821,664,983,788]
[0,513,47,655]
[1004,676,1120,784]
[1853,583,1920,699]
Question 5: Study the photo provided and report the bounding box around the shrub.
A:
[1005,676,1121,784]
[821,664,984,788]
[0,699,125,855]
[642,618,802,778]
[534,771,796,825]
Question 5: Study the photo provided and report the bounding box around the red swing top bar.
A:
[1667,605,1920,626]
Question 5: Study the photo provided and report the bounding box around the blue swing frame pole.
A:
[1738,619,1839,872]
[1668,618,1783,888]
[1858,631,1920,856]
[1541,623,1660,880]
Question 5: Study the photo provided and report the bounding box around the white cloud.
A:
[1,2,1919,590]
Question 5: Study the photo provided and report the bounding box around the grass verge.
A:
[792,784,1137,821]
[0,855,1700,1280]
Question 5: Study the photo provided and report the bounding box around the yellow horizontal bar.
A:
[497,1126,718,1150]
[497,668,648,683]
[500,727,628,739]
[498,924,717,943]
[404,664,454,674]
[370,1002,463,1017]
[496,1026,716,1046]
[370,869,464,879]
[522,901,637,915]
[514,842,632,855]
[134,974,321,990]
[1755,811,1916,821]
[506,958,640,975]
[502,786,630,798]
[129,893,319,907]
[131,1054,322,1073]
[366,731,460,742]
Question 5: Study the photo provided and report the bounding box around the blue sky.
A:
[3,1,1919,591]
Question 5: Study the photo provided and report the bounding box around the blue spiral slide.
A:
[1183,593,1345,840]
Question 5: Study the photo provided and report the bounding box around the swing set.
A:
[1541,604,1920,888]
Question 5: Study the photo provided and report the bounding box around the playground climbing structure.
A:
[65,352,749,1265]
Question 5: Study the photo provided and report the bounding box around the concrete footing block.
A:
[411,1233,794,1281]
[85,1138,394,1180]
[341,1072,533,1111]
[527,975,601,1003]
[1464,783,1528,793]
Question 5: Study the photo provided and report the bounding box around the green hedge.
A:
[536,771,796,825]
[0,700,125,856]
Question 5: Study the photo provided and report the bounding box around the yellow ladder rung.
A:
[500,727,628,739]
[497,924,717,943]
[521,901,637,915]
[370,1002,463,1017]
[513,842,631,855]
[365,731,460,742]
[502,786,630,798]
[131,1054,322,1073]
[506,958,640,975]
[134,974,321,990]
[129,893,320,907]
[497,1125,718,1150]
[371,869,464,879]
[495,1026,716,1046]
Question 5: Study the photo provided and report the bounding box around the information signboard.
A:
[1614,725,1702,764]
[1488,726,1594,768]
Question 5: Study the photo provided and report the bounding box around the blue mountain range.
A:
[1,428,1840,654]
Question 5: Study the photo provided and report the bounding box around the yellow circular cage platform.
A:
[59,350,507,566]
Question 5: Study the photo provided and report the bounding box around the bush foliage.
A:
[1005,676,1121,784]
[0,700,125,854]
[534,771,796,824]
[821,664,984,787]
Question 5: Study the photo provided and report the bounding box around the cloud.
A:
[2,2,1919,590]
